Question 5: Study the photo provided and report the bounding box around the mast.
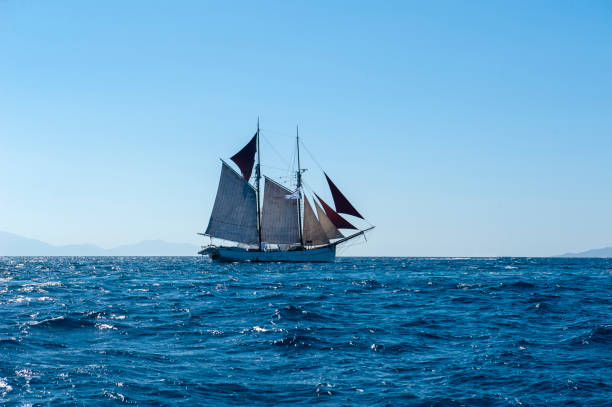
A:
[296,125,303,246]
[256,118,262,249]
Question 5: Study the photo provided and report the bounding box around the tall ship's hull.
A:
[200,245,335,263]
[199,120,373,262]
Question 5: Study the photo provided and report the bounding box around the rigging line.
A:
[260,132,291,168]
[302,178,374,228]
[338,239,365,250]
[300,140,326,173]
[337,235,367,249]
[289,146,296,174]
[288,144,298,189]
[299,179,318,200]
[301,145,373,227]
[260,131,297,186]
[301,179,330,205]
[337,241,366,255]
[260,164,292,172]
[302,182,315,200]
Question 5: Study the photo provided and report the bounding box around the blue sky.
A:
[1,1,611,256]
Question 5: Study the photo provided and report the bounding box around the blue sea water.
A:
[0,257,611,406]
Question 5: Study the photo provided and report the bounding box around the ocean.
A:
[0,257,610,406]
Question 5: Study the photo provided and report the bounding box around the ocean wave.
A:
[272,305,330,322]
[401,317,431,327]
[507,280,536,289]
[25,316,96,330]
[95,323,117,330]
[2,295,54,304]
[350,279,386,290]
[272,334,322,349]
[0,337,21,347]
[1,256,612,405]
[568,325,612,346]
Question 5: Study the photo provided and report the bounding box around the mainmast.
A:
[256,118,262,250]
[296,125,303,246]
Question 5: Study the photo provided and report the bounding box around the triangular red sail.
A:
[230,133,257,180]
[324,173,363,219]
[315,194,357,230]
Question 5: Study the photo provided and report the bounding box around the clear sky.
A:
[1,1,611,256]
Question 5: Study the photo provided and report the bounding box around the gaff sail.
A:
[205,161,259,245]
[261,177,301,244]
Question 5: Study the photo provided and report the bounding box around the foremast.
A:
[256,118,262,250]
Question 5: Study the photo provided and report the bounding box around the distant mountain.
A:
[558,247,612,258]
[0,231,199,256]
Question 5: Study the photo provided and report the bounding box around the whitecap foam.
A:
[38,281,61,287]
[15,368,33,379]
[103,390,126,402]
[252,326,268,332]
[95,323,117,330]
[27,316,64,326]
[18,286,37,293]
[8,296,30,304]
[5,295,53,304]
[0,377,12,394]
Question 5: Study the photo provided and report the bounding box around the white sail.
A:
[261,177,300,244]
[314,198,343,239]
[205,162,259,245]
[302,197,329,246]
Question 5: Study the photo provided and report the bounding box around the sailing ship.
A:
[199,120,373,262]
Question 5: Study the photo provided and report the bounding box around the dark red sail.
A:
[324,173,363,219]
[315,194,357,230]
[230,133,257,180]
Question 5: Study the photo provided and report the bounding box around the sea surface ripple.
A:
[0,257,611,406]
